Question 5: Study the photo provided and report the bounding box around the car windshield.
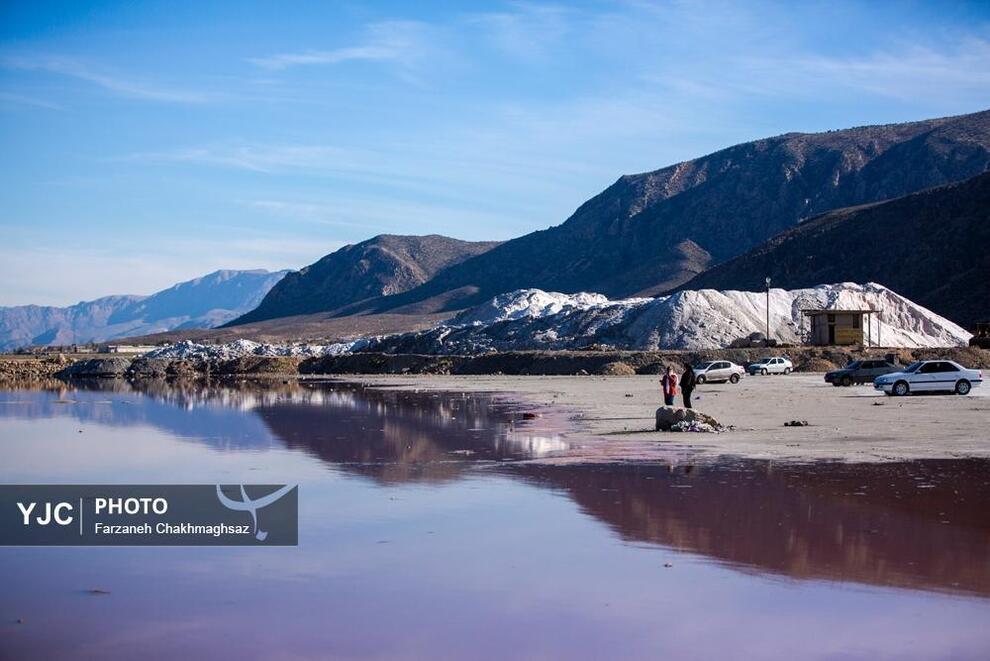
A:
[756,358,772,364]
[903,361,923,373]
[694,362,714,370]
[845,360,862,368]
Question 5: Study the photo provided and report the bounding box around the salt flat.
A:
[345,373,990,463]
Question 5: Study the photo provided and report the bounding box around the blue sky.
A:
[1,1,989,306]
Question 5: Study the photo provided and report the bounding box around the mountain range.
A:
[224,108,990,332]
[9,108,990,350]
[682,171,990,328]
[231,234,500,326]
[0,269,286,350]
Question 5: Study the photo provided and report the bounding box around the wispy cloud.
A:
[248,45,398,70]
[0,92,62,110]
[782,40,990,101]
[0,55,213,103]
[248,20,459,85]
[642,38,990,106]
[248,20,440,83]
[128,144,351,173]
[466,3,573,61]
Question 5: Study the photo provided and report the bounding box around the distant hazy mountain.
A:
[229,234,501,326]
[345,108,990,316]
[680,171,990,329]
[0,269,288,350]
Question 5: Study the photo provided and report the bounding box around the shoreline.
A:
[338,373,990,464]
[3,353,989,465]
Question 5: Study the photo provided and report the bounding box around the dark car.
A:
[825,359,900,386]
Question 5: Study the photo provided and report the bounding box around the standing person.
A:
[680,361,697,409]
[661,366,678,406]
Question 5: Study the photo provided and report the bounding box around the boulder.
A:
[655,406,721,431]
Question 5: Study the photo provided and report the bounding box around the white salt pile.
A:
[451,289,627,325]
[369,282,971,353]
[143,338,368,361]
[144,283,972,359]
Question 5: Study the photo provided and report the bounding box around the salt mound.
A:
[144,338,367,361]
[451,289,624,325]
[145,283,971,359]
[368,283,971,353]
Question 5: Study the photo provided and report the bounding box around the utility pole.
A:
[765,276,771,346]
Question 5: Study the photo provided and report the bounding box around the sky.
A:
[1,1,989,307]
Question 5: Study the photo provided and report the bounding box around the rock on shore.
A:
[655,406,722,431]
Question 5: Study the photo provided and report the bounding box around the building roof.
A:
[799,308,875,315]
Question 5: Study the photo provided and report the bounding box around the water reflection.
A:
[0,379,572,481]
[511,460,990,597]
[1,380,988,599]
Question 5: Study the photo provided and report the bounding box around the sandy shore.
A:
[340,372,990,463]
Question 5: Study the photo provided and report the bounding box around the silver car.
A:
[693,360,745,384]
[747,356,793,375]
[874,360,983,396]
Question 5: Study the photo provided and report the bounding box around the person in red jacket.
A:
[661,365,678,406]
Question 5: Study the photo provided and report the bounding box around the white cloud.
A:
[248,45,398,70]
[0,92,62,110]
[248,20,442,84]
[0,55,212,103]
[466,3,573,61]
[781,40,990,101]
[130,144,352,174]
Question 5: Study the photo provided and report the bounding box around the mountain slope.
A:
[0,269,287,350]
[229,234,501,325]
[353,109,990,315]
[679,171,990,328]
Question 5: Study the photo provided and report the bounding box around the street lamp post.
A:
[765,276,771,347]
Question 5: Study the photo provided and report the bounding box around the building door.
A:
[828,324,835,344]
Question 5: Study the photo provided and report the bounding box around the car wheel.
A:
[955,380,971,396]
[729,374,740,384]
[840,375,852,387]
[696,375,706,384]
[892,381,910,397]
[761,368,768,375]
[783,367,791,375]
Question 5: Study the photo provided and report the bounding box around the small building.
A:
[100,344,157,355]
[800,309,877,346]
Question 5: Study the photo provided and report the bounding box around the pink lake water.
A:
[1,380,988,660]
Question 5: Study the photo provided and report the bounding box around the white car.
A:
[874,360,983,396]
[747,356,793,375]
[693,360,745,384]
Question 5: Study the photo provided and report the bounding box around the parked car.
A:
[825,359,900,386]
[874,360,983,396]
[693,360,745,384]
[747,356,793,375]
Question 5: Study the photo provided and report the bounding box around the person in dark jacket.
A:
[680,362,696,409]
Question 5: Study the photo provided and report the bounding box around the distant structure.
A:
[970,322,990,349]
[801,309,879,346]
[100,344,157,355]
